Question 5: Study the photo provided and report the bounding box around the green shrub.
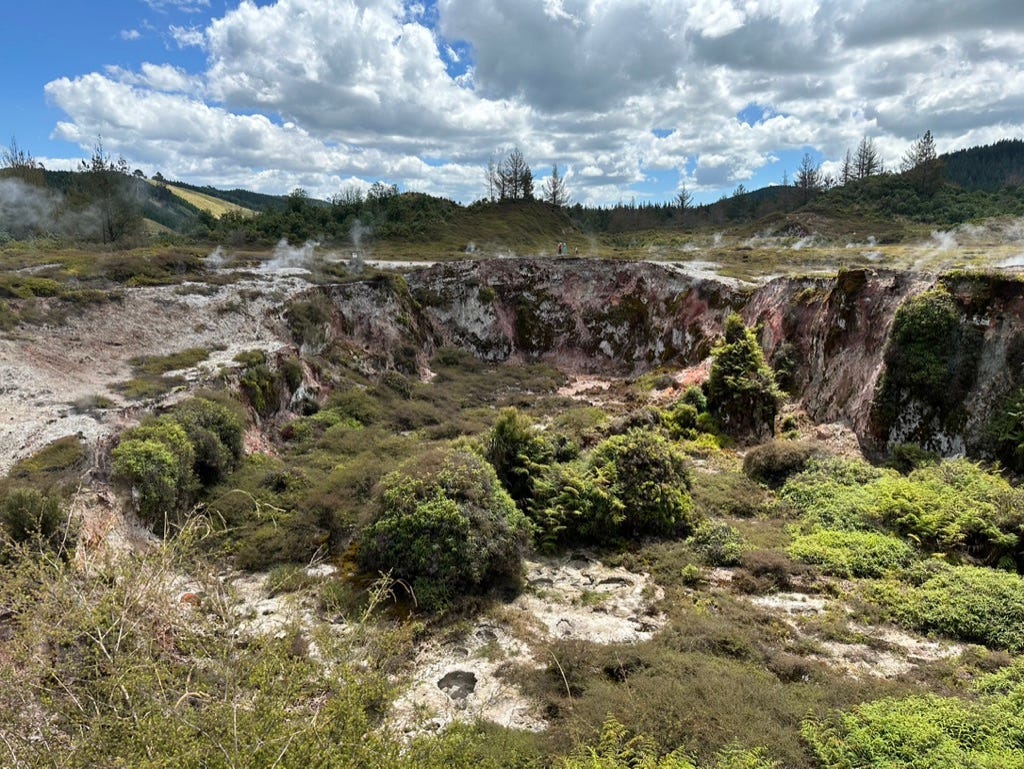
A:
[690,471,767,518]
[112,419,196,532]
[485,407,553,509]
[0,488,72,557]
[707,314,782,443]
[111,438,182,530]
[788,530,914,577]
[889,442,940,473]
[742,440,818,488]
[533,429,698,548]
[869,564,1024,651]
[690,523,746,566]
[172,396,245,486]
[239,363,281,417]
[802,693,1024,769]
[871,286,982,446]
[358,447,530,610]
[326,387,383,426]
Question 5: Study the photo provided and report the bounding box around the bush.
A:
[690,471,767,518]
[871,286,982,447]
[802,692,1024,769]
[0,488,72,557]
[172,396,245,486]
[869,563,1024,651]
[485,408,552,509]
[112,438,182,530]
[742,440,818,488]
[707,314,782,443]
[532,429,698,548]
[239,363,281,418]
[358,447,530,610]
[690,523,746,566]
[788,530,914,577]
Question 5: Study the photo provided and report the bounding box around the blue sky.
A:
[4,1,1023,206]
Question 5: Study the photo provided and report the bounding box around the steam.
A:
[205,246,227,269]
[350,219,372,253]
[0,179,62,239]
[261,239,321,272]
[930,230,959,252]
[713,232,723,246]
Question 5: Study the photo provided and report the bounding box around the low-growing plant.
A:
[742,440,819,488]
[0,487,73,558]
[868,563,1024,651]
[690,523,746,567]
[788,529,914,578]
[690,471,768,518]
[802,691,1024,768]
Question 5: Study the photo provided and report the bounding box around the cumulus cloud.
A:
[39,0,1024,204]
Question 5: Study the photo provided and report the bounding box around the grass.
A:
[153,180,256,218]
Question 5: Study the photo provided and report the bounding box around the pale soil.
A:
[0,272,311,477]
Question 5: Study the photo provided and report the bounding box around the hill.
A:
[150,180,255,219]
[941,138,1024,192]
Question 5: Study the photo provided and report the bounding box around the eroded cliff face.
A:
[301,258,1024,457]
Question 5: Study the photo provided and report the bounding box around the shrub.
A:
[533,429,698,548]
[871,286,982,447]
[742,440,818,488]
[111,438,182,531]
[869,564,1024,651]
[112,418,196,532]
[485,407,552,509]
[239,363,281,418]
[690,471,767,518]
[358,447,530,610]
[788,530,914,577]
[0,488,72,557]
[707,314,782,443]
[172,396,245,486]
[690,523,746,566]
[802,693,1024,769]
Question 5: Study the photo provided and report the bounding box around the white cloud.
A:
[39,0,1024,205]
[120,29,141,41]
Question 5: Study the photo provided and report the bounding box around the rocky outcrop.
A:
[299,259,1024,458]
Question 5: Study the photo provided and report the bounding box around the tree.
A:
[675,184,693,211]
[1,136,45,187]
[707,313,782,442]
[854,136,882,180]
[901,130,943,194]
[494,147,534,201]
[795,152,822,202]
[541,163,570,207]
[1,137,36,171]
[840,149,853,185]
[73,137,143,244]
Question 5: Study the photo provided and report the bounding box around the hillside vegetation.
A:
[3,136,1024,256]
[3,137,1024,768]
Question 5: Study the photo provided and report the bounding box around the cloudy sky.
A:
[4,0,1024,205]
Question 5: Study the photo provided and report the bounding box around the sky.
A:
[3,0,1024,207]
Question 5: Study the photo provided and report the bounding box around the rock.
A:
[437,670,477,702]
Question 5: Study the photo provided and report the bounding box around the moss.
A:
[871,286,982,447]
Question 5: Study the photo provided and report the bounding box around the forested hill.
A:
[941,139,1024,192]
